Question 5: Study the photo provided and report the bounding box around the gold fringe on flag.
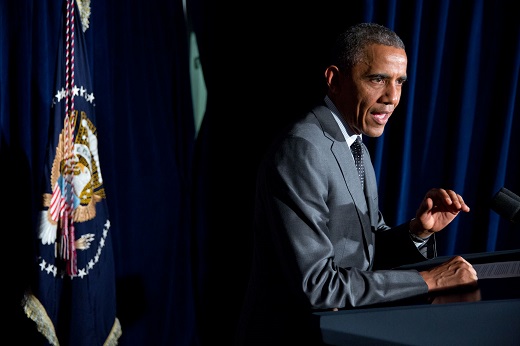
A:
[22,290,60,346]
[22,290,123,345]
[76,0,91,32]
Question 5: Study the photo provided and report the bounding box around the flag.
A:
[22,1,121,344]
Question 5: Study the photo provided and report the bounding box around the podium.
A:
[312,249,520,345]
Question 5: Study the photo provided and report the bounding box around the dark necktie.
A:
[351,137,365,190]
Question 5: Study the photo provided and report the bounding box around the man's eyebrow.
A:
[367,73,408,81]
[367,73,388,78]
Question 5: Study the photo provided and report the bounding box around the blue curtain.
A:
[1,0,519,345]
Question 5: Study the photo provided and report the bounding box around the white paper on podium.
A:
[473,260,520,279]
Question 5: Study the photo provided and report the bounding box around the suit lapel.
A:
[312,106,374,262]
[331,142,373,233]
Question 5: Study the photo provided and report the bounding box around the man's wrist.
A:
[409,230,430,242]
[409,218,433,240]
[409,218,431,256]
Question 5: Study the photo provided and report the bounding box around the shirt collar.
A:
[324,95,361,147]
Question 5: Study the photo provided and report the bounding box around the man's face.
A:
[335,44,408,137]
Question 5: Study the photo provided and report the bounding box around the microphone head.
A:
[490,187,520,223]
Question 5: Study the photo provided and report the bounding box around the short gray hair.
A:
[331,23,405,72]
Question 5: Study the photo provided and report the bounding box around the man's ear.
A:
[324,65,341,93]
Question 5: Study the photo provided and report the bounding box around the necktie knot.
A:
[351,137,365,189]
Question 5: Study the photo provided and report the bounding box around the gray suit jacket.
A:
[236,104,433,345]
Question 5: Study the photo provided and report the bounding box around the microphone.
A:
[490,187,520,223]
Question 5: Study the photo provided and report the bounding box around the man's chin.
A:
[364,127,385,137]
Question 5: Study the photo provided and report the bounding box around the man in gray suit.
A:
[236,23,477,345]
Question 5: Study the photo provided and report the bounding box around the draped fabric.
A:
[1,0,519,345]
[20,1,121,345]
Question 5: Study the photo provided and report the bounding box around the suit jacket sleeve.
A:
[372,221,434,270]
[256,128,429,310]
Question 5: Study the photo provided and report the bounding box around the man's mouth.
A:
[372,112,390,125]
